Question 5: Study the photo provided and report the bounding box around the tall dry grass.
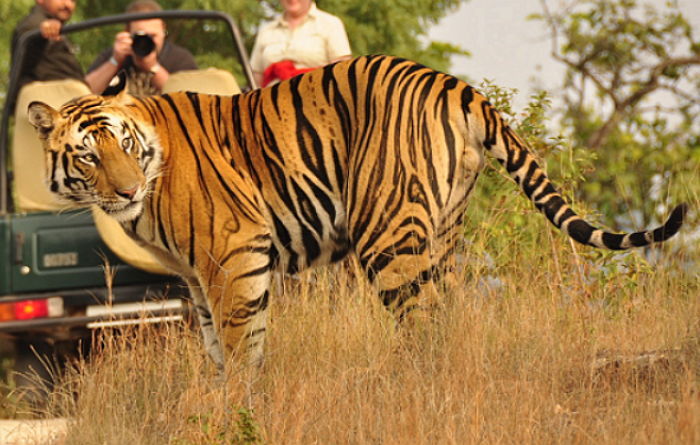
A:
[31,227,699,445]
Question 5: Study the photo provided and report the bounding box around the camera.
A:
[131,31,155,57]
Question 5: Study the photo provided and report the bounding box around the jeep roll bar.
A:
[0,10,257,215]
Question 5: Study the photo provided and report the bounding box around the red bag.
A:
[262,60,316,87]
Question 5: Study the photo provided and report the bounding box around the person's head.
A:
[280,0,313,20]
[125,0,166,55]
[36,0,76,22]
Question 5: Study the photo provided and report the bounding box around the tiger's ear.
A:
[101,70,128,97]
[27,101,59,139]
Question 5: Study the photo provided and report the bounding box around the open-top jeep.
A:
[0,9,256,388]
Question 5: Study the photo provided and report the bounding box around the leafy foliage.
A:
[0,0,34,98]
[318,0,469,72]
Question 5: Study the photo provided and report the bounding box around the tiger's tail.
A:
[473,92,686,250]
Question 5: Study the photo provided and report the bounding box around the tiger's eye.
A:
[82,153,98,164]
[122,137,134,151]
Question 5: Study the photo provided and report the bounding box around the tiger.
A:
[27,55,686,369]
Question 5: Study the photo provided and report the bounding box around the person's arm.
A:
[85,32,135,93]
[85,57,120,93]
[149,63,169,90]
[12,13,56,78]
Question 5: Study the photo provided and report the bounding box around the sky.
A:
[429,0,700,110]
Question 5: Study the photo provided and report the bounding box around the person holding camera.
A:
[11,0,85,91]
[85,0,196,96]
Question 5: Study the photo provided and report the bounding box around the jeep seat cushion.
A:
[162,67,241,95]
[13,79,91,212]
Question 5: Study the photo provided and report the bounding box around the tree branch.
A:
[621,55,700,109]
[587,55,700,150]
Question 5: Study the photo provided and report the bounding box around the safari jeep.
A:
[0,10,256,388]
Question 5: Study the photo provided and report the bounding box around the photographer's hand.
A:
[112,31,133,65]
[85,31,133,94]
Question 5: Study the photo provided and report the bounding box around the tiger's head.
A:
[27,92,161,222]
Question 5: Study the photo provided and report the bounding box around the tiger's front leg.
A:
[184,278,225,370]
[199,237,273,370]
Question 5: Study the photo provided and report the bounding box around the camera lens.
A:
[131,32,155,57]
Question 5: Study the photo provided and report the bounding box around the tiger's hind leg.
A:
[355,218,442,323]
[353,201,468,323]
[433,198,470,295]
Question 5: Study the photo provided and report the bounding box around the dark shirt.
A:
[88,41,197,96]
[11,5,84,90]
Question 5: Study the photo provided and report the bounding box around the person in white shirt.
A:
[250,0,352,87]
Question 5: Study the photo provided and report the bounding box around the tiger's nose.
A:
[116,185,139,200]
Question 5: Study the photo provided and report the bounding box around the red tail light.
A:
[0,297,63,322]
[14,300,49,320]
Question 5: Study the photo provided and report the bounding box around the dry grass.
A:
[20,238,697,445]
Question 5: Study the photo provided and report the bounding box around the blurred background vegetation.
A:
[0,0,698,254]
